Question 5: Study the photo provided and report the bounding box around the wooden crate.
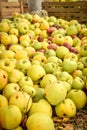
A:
[22,0,29,13]
[42,1,87,23]
[0,0,24,20]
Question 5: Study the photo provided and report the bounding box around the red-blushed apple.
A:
[0,69,8,90]
[0,94,8,111]
[37,35,44,42]
[48,36,53,42]
[55,98,76,118]
[2,83,20,100]
[47,43,58,50]
[47,27,56,35]
[0,105,22,129]
[62,43,71,50]
[67,89,87,110]
[9,91,32,113]
[69,47,78,54]
[25,46,36,58]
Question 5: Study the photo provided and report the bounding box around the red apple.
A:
[48,43,58,50]
[37,36,44,42]
[47,27,55,35]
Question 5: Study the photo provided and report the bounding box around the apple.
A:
[62,59,77,73]
[9,34,18,44]
[18,76,33,87]
[80,43,87,56]
[67,89,87,110]
[0,69,8,90]
[45,49,56,58]
[26,112,55,130]
[28,99,52,117]
[20,40,30,47]
[64,36,73,46]
[0,105,22,129]
[1,34,11,45]
[27,64,46,82]
[71,76,85,90]
[43,62,56,74]
[37,35,44,42]
[16,58,31,74]
[9,27,19,36]
[32,54,47,65]
[44,81,67,105]
[56,46,70,59]
[32,40,42,50]
[1,50,15,59]
[24,13,33,22]
[79,56,87,68]
[20,85,36,97]
[55,98,76,118]
[9,91,32,113]
[19,34,31,43]
[66,25,78,36]
[8,69,24,83]
[0,94,8,111]
[0,21,9,33]
[72,69,83,78]
[48,16,57,24]
[2,83,20,100]
[9,44,24,53]
[47,27,56,35]
[14,50,28,60]
[8,126,23,130]
[25,46,36,57]
[62,43,71,50]
[64,52,78,62]
[32,14,41,23]
[40,74,57,88]
[0,58,16,73]
[17,22,29,34]
[52,34,65,45]
[47,56,62,66]
[40,20,49,30]
[47,43,58,50]
[33,88,45,102]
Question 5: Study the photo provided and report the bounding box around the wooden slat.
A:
[42,1,87,23]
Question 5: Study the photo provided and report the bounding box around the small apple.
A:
[25,46,36,58]
[45,49,56,58]
[47,27,56,35]
[72,76,85,90]
[8,69,24,83]
[52,34,65,45]
[1,50,15,59]
[9,91,32,113]
[1,34,11,45]
[66,25,78,36]
[80,44,87,56]
[43,62,55,74]
[9,27,19,36]
[9,34,18,44]
[32,40,42,50]
[40,74,57,88]
[79,56,87,68]
[55,98,76,118]
[40,20,49,30]
[9,44,24,53]
[0,21,9,32]
[2,83,20,100]
[0,105,22,129]
[37,35,44,42]
[47,43,58,50]
[67,89,87,110]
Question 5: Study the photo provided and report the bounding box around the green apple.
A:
[80,43,87,56]
[21,85,36,97]
[9,44,24,53]
[63,81,72,92]
[67,89,87,110]
[66,25,78,36]
[45,81,67,105]
[72,76,85,90]
[14,50,28,60]
[47,56,62,66]
[8,126,23,130]
[18,76,33,87]
[17,22,29,34]
[2,83,20,100]
[8,69,24,83]
[64,52,78,62]
[20,40,30,47]
[27,65,46,82]
[16,58,31,74]
[62,59,77,73]
[0,58,16,73]
[32,40,42,50]
[55,98,76,118]
[0,105,22,129]
[0,94,8,111]
[40,74,57,88]
[24,13,33,22]
[56,46,70,59]
[28,99,52,117]
[26,112,55,130]
[73,37,81,47]
[43,62,55,74]
[0,69,8,90]
[79,56,87,68]
[33,88,45,102]
[45,49,56,58]
[9,91,32,113]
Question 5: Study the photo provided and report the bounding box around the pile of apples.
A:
[0,12,87,130]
